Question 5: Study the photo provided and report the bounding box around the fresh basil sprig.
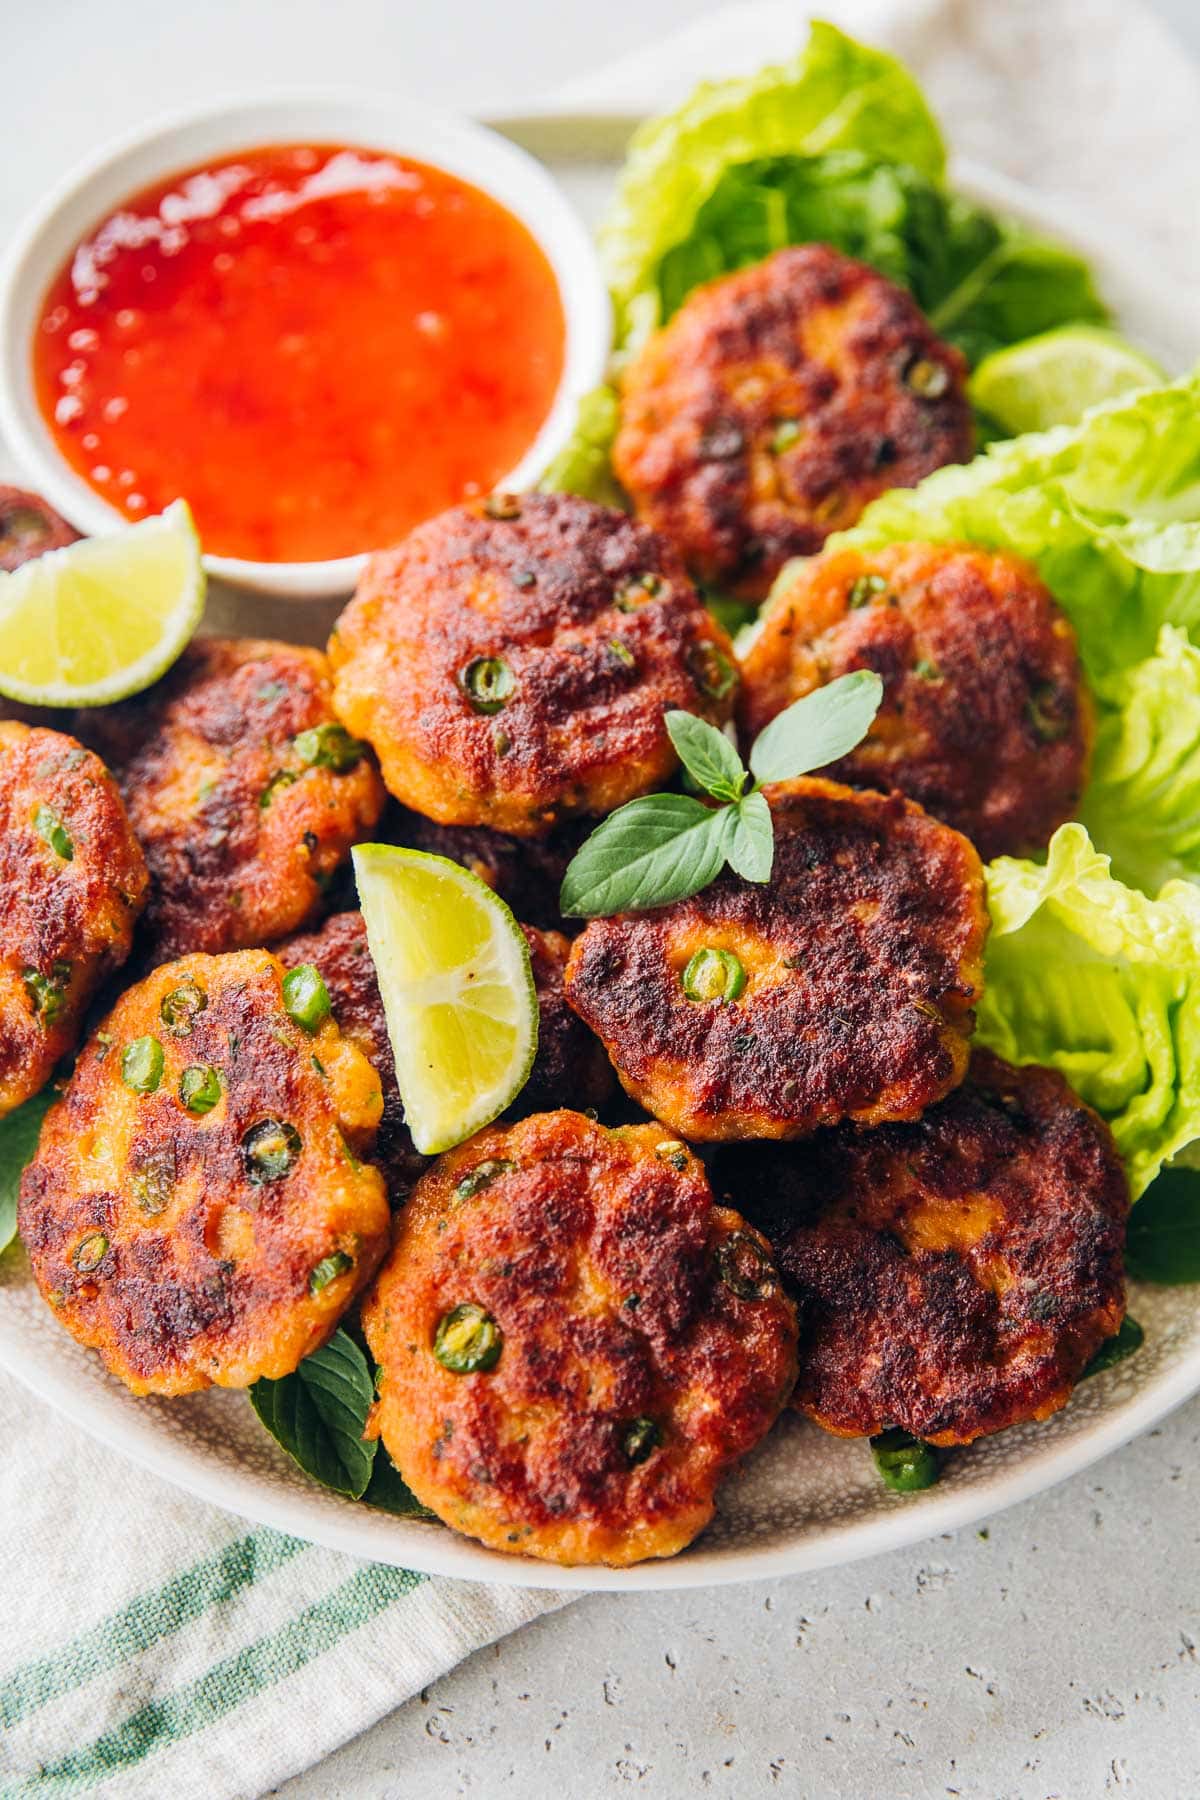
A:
[250,1327,436,1518]
[250,1328,378,1498]
[560,671,883,918]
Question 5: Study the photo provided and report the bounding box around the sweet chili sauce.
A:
[33,144,567,564]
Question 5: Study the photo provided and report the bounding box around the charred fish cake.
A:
[511,925,615,1117]
[327,492,738,836]
[361,1110,798,1566]
[19,949,390,1395]
[565,778,987,1141]
[722,1051,1129,1445]
[77,637,385,960]
[739,542,1092,859]
[0,722,148,1116]
[613,244,973,600]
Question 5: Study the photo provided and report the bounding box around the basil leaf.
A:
[560,794,732,917]
[249,1328,377,1498]
[0,1088,55,1254]
[725,790,774,883]
[665,710,747,803]
[749,670,883,785]
[1125,1167,1200,1283]
[364,1445,437,1520]
[1080,1315,1144,1379]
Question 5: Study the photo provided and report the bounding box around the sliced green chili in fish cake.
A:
[328,493,737,837]
[361,1110,797,1566]
[19,948,389,1395]
[565,777,987,1141]
[740,541,1091,860]
[614,244,973,602]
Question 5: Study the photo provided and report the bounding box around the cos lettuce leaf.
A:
[653,151,1105,365]
[1081,626,1200,894]
[836,372,1200,693]
[538,385,625,508]
[600,21,945,340]
[980,824,1200,1198]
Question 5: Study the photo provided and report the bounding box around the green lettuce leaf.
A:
[600,21,945,338]
[836,372,1200,692]
[538,384,626,508]
[653,151,1105,364]
[980,824,1200,1198]
[1081,626,1200,893]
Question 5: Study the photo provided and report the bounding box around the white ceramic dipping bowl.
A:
[0,94,612,599]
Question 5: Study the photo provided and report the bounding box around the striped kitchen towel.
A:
[0,1366,567,1797]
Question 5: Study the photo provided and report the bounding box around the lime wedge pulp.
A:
[0,499,204,707]
[352,845,538,1156]
[969,326,1166,437]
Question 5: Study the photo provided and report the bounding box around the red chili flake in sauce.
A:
[33,144,566,564]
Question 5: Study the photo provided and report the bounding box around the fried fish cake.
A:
[277,914,613,1191]
[77,637,385,960]
[328,493,738,836]
[722,1052,1129,1445]
[514,925,615,1117]
[614,245,973,600]
[276,911,427,1203]
[739,542,1092,860]
[0,485,79,572]
[361,1111,797,1565]
[0,723,148,1116]
[19,950,389,1395]
[565,778,987,1142]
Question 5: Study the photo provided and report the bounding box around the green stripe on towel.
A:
[5,1562,425,1796]
[0,1530,306,1730]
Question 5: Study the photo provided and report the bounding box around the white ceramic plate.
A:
[0,112,1196,1593]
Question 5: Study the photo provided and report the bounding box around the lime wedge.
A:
[353,844,538,1155]
[969,326,1166,437]
[0,499,204,707]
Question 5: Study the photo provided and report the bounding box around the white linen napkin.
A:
[2,5,1197,1797]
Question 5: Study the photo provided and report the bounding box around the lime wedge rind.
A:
[353,844,539,1156]
[0,499,205,707]
[969,326,1166,438]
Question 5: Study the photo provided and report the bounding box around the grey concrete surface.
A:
[4,1,1198,1795]
[272,1396,1200,1798]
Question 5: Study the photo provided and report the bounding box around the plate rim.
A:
[1,108,1196,1592]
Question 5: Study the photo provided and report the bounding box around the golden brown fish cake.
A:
[361,1110,798,1566]
[739,542,1092,860]
[276,911,427,1203]
[0,723,148,1116]
[277,914,614,1192]
[614,245,973,601]
[327,493,738,836]
[77,638,385,960]
[19,949,389,1396]
[565,778,987,1142]
[721,1052,1129,1445]
[0,484,80,572]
